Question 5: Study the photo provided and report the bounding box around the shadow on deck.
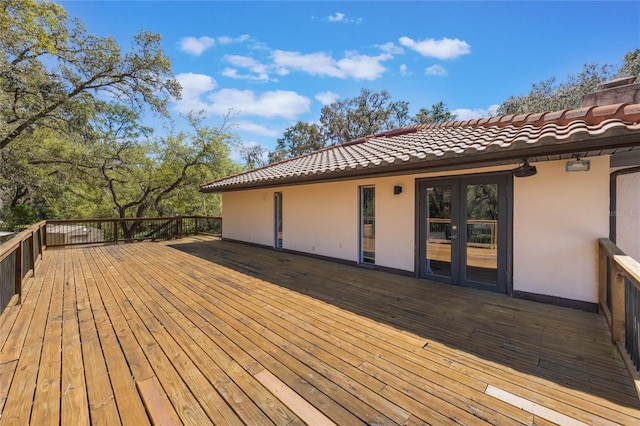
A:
[1,236,639,425]
[170,238,640,415]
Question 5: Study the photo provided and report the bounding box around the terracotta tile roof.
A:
[201,103,640,192]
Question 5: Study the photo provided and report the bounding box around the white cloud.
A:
[337,53,388,80]
[326,12,362,24]
[226,55,270,75]
[399,64,410,76]
[272,50,390,80]
[207,89,310,119]
[174,73,217,113]
[180,35,249,56]
[222,55,272,81]
[235,121,281,137]
[452,105,500,121]
[399,36,471,60]
[379,42,404,55]
[327,12,345,22]
[221,68,271,81]
[173,73,309,119]
[180,36,215,56]
[426,64,447,76]
[217,34,250,45]
[272,50,343,77]
[315,91,340,105]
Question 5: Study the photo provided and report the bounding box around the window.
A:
[274,192,283,249]
[359,186,375,264]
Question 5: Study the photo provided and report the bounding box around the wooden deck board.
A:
[1,236,640,425]
[76,247,150,426]
[60,248,90,426]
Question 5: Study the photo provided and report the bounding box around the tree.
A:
[497,63,613,115]
[320,88,410,145]
[268,88,412,162]
[273,121,323,160]
[239,143,267,170]
[0,105,239,231]
[83,108,235,223]
[0,1,241,231]
[412,101,457,124]
[496,49,640,116]
[0,0,181,150]
[615,49,640,79]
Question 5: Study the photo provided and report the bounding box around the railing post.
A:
[195,216,199,236]
[113,219,119,244]
[599,246,607,314]
[611,262,626,343]
[178,217,183,239]
[15,240,23,305]
[29,231,35,278]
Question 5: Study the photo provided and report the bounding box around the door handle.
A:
[449,224,458,240]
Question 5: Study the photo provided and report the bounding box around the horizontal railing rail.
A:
[598,238,640,398]
[0,221,46,313]
[46,216,222,247]
[0,216,221,316]
[427,218,498,248]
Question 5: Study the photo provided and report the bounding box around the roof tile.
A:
[201,103,640,192]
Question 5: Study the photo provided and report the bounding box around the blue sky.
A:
[60,1,640,155]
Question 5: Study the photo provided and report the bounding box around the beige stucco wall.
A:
[222,189,274,246]
[221,157,610,303]
[616,172,640,261]
[223,177,418,267]
[282,182,358,261]
[513,156,609,303]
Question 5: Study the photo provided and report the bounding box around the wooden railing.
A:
[598,238,640,397]
[0,221,46,312]
[45,216,221,247]
[0,216,221,316]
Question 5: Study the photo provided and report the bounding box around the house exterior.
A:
[201,80,640,311]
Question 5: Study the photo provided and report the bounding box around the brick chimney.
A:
[581,76,640,107]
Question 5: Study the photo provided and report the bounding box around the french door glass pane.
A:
[466,184,498,285]
[360,186,375,264]
[426,186,452,278]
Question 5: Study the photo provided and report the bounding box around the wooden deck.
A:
[1,236,639,425]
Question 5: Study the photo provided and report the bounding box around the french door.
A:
[417,174,511,293]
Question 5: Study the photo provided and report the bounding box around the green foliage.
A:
[273,121,323,161]
[320,88,410,145]
[239,143,268,170]
[79,107,237,219]
[496,49,639,115]
[0,0,181,150]
[615,49,640,79]
[268,88,449,162]
[0,0,238,229]
[412,101,457,125]
[497,63,613,115]
[0,204,38,231]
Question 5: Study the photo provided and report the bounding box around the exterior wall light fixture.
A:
[513,159,537,178]
[566,158,590,172]
[393,185,403,195]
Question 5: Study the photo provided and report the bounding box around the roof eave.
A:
[200,132,640,193]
